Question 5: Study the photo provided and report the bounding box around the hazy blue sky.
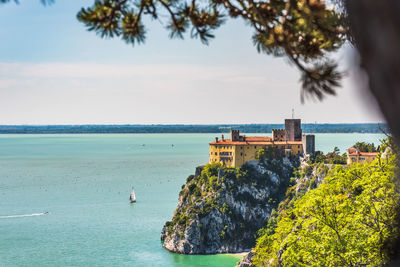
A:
[0,1,383,124]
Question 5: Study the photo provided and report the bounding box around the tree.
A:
[344,0,400,150]
[252,152,400,266]
[333,146,340,154]
[353,141,378,153]
[312,147,346,164]
[256,148,267,161]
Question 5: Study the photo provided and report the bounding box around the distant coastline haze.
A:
[0,123,387,134]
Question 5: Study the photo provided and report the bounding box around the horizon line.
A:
[0,123,386,126]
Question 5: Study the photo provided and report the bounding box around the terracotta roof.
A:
[209,139,247,145]
[274,141,303,145]
[244,137,273,142]
[347,147,357,153]
[347,147,378,156]
[349,152,378,156]
[210,138,302,145]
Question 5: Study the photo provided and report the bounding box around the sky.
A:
[0,1,384,125]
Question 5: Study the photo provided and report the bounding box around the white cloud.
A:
[0,62,384,124]
[0,62,266,80]
[0,79,17,88]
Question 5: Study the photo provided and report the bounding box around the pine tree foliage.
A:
[75,0,348,101]
[1,0,348,101]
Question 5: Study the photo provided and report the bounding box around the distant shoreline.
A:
[0,123,387,134]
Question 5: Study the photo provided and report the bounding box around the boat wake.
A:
[0,212,50,219]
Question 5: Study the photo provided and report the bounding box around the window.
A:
[215,152,217,155]
[298,145,300,148]
[254,146,257,149]
[240,153,243,156]
[240,146,243,149]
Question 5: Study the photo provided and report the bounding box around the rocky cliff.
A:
[236,162,330,266]
[161,158,298,254]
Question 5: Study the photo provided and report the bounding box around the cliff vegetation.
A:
[247,140,400,266]
[161,158,298,254]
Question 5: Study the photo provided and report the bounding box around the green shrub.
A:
[256,149,267,161]
[188,183,196,193]
[252,153,400,266]
[186,175,195,183]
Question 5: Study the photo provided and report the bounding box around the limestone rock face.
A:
[161,158,297,254]
[235,162,330,266]
[237,251,255,267]
[294,163,330,197]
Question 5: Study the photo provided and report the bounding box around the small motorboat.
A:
[129,187,136,203]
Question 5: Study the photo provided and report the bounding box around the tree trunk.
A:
[345,3,400,262]
[345,1,400,145]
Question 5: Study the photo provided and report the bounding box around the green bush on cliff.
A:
[311,147,347,165]
[256,149,267,161]
[252,152,400,266]
[166,159,297,248]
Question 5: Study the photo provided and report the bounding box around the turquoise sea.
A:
[0,133,385,267]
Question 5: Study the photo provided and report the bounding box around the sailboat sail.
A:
[130,188,136,202]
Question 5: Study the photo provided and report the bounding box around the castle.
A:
[209,119,315,167]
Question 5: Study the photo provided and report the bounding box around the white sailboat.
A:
[129,187,136,203]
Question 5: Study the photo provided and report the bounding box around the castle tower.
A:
[230,130,240,141]
[285,119,302,141]
[272,129,286,141]
[230,129,245,141]
[302,134,315,155]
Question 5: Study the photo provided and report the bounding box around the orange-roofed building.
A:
[209,119,315,167]
[346,147,378,165]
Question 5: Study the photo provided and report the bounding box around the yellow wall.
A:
[347,154,377,165]
[233,144,262,167]
[209,144,235,166]
[209,142,303,167]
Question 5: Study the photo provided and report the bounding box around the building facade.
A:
[346,147,378,164]
[209,119,315,167]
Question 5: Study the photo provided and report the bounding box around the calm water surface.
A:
[0,133,385,266]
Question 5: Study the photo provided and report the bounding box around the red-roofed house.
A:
[346,147,378,164]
